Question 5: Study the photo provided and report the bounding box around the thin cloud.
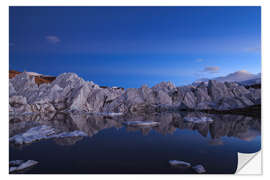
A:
[203,66,220,73]
[196,58,204,62]
[244,47,261,53]
[45,35,61,44]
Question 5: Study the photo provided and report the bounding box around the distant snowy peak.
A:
[25,71,54,77]
[193,70,261,86]
[25,72,43,77]
[214,70,259,82]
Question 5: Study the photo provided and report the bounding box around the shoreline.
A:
[185,104,261,118]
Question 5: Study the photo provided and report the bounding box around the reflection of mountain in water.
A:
[9,112,260,146]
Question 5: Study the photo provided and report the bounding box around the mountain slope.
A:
[194,70,261,85]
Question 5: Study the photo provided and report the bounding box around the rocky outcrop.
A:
[172,80,260,111]
[9,70,56,85]
[9,72,124,115]
[9,72,261,115]
[105,80,260,113]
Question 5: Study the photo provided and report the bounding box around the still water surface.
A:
[9,112,261,174]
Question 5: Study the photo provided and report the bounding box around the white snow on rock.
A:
[25,72,43,77]
[99,112,123,116]
[9,125,87,144]
[9,160,39,173]
[122,121,160,127]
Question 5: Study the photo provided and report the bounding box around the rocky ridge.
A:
[9,72,261,115]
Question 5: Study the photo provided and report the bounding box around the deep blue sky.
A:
[9,7,261,88]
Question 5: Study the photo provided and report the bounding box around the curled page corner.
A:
[236,151,262,175]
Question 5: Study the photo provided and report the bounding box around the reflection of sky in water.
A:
[9,113,261,174]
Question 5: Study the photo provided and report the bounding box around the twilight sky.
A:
[9,7,261,88]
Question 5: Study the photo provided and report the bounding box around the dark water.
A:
[9,112,261,174]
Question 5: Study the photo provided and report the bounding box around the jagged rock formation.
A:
[9,72,124,114]
[9,70,56,85]
[9,72,261,115]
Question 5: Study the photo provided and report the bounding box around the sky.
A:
[9,7,261,88]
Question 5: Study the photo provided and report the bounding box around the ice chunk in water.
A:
[10,125,88,144]
[169,160,191,168]
[192,164,206,173]
[122,121,160,127]
[9,160,39,173]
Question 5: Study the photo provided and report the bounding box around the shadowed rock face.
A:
[9,72,261,115]
[9,112,260,147]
